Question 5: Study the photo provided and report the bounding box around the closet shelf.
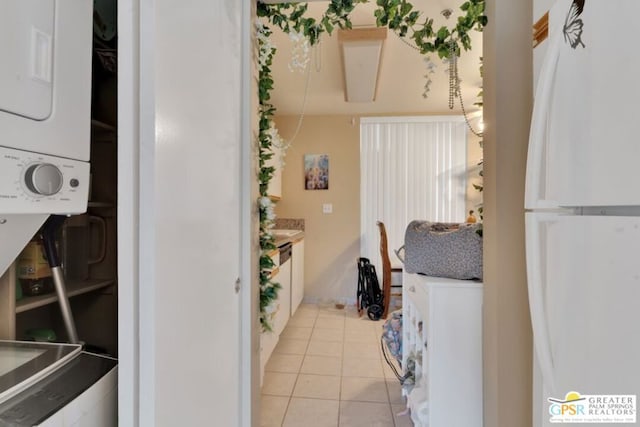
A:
[15,278,115,314]
[87,201,115,208]
[91,119,116,132]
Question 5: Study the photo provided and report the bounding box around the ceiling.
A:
[264,0,483,116]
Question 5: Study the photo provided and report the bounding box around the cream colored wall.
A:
[483,0,533,425]
[274,114,483,304]
[274,115,360,304]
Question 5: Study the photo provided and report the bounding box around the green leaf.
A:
[400,2,412,16]
[406,11,420,25]
[324,20,334,34]
[437,43,450,59]
[436,27,450,40]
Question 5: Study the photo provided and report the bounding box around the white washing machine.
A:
[0,341,117,426]
[0,0,93,275]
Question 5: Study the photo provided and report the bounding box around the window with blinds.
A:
[360,116,468,271]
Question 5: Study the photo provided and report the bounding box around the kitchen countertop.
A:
[272,229,305,248]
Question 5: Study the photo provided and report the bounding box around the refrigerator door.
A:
[526,212,640,409]
[526,0,640,209]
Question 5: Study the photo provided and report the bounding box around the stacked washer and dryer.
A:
[0,1,117,425]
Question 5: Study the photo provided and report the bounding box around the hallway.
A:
[260,304,411,427]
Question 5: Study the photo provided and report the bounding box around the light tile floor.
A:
[261,304,412,427]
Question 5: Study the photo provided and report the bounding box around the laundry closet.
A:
[0,1,119,356]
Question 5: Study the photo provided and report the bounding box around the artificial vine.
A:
[257,23,280,331]
[257,0,486,331]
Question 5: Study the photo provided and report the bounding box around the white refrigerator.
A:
[527,0,640,425]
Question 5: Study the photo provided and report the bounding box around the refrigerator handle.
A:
[524,26,562,210]
[525,213,557,395]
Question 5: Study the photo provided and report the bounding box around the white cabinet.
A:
[402,272,483,427]
[274,253,291,336]
[260,235,304,386]
[290,238,304,315]
[260,250,279,385]
[259,245,291,384]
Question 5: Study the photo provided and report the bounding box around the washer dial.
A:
[24,163,64,196]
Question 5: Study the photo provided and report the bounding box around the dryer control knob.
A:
[24,163,64,196]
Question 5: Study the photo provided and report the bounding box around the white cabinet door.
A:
[291,239,304,315]
[274,259,291,336]
[260,250,281,387]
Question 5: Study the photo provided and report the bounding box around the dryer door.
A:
[0,0,93,162]
[0,0,55,121]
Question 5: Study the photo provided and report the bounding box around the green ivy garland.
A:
[257,23,281,331]
[257,0,486,331]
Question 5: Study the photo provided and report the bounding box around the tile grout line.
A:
[318,307,343,426]
[281,310,317,427]
[282,313,318,425]
[337,309,347,427]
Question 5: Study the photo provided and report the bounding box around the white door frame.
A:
[117,1,258,425]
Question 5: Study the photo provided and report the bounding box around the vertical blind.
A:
[360,116,467,271]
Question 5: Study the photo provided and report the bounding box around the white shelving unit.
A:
[402,272,483,427]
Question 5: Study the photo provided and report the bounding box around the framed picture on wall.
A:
[304,154,329,190]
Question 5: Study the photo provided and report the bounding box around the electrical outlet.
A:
[323,203,333,214]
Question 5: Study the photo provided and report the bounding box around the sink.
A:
[271,229,299,237]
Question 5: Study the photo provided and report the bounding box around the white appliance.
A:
[527,1,640,425]
[0,0,93,275]
[0,341,117,426]
[0,4,116,424]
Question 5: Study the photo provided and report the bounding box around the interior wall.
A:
[483,0,533,425]
[275,114,483,305]
[274,115,360,305]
